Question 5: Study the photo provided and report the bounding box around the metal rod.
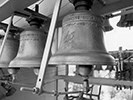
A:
[55,28,59,100]
[55,66,58,100]
[0,15,14,57]
[43,90,82,95]
[98,85,101,100]
[106,7,133,18]
[65,65,69,90]
[65,65,69,99]
[55,75,133,87]
[35,0,62,94]
[87,77,133,87]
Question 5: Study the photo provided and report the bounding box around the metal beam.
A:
[92,0,133,16]
[55,75,133,87]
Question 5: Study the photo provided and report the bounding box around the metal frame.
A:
[92,0,133,16]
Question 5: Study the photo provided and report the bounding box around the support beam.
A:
[92,0,133,16]
[55,75,133,87]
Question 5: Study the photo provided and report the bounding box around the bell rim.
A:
[49,54,116,65]
[9,57,42,68]
[0,63,9,68]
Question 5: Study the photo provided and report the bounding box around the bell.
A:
[49,10,115,66]
[102,18,113,32]
[76,65,93,77]
[124,13,133,27]
[0,34,19,68]
[117,15,126,27]
[105,65,115,71]
[94,65,103,71]
[117,12,133,27]
[9,18,47,68]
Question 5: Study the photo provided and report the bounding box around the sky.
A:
[104,16,133,51]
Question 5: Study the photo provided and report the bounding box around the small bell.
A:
[117,10,133,28]
[102,18,113,32]
[94,65,103,71]
[77,65,93,77]
[93,65,103,77]
[117,15,126,27]
[105,65,115,72]
[124,13,133,27]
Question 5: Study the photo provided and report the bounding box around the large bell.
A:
[102,18,113,32]
[49,10,115,65]
[0,34,19,68]
[117,12,133,27]
[9,18,47,68]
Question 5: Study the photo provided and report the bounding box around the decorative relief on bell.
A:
[60,30,75,49]
[18,41,25,54]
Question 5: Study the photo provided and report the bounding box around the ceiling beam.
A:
[0,0,39,22]
[92,0,133,16]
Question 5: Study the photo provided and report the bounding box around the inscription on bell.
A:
[20,34,40,41]
[61,30,75,49]
[64,14,96,22]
